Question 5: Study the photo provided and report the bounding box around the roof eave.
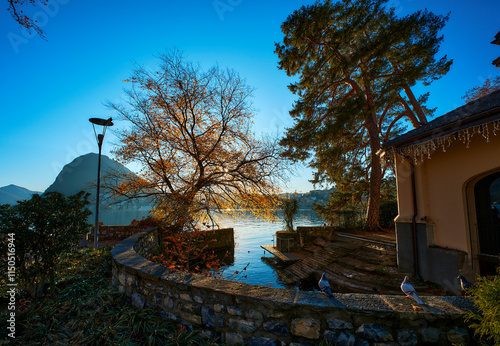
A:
[382,107,500,150]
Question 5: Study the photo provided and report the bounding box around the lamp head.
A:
[89,117,113,127]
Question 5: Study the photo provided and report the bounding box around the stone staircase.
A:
[281,231,441,295]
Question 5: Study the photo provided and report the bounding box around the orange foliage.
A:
[152,228,223,273]
[107,50,287,229]
[463,76,500,103]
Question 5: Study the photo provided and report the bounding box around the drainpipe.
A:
[409,159,421,280]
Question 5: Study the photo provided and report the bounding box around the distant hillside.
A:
[0,184,42,205]
[281,189,333,208]
[45,153,152,225]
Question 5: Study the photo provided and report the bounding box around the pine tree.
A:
[275,0,451,230]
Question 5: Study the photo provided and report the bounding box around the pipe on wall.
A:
[409,158,421,280]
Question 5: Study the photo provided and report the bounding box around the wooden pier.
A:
[261,245,301,263]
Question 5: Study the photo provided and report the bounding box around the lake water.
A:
[95,206,152,226]
[99,208,325,289]
[215,209,325,288]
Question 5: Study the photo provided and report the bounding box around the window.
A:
[474,171,500,275]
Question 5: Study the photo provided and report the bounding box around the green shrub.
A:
[465,268,500,344]
[282,198,299,232]
[379,199,398,228]
[0,191,91,300]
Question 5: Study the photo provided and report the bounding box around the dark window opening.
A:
[475,171,500,275]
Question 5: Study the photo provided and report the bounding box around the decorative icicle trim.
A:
[383,119,500,165]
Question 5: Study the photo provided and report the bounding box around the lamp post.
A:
[89,117,114,249]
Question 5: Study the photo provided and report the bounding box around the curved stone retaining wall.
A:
[87,225,151,243]
[111,229,475,345]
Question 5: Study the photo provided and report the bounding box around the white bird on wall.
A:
[401,276,423,304]
[458,275,475,296]
[458,275,475,291]
[318,272,334,297]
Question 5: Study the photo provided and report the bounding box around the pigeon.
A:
[458,275,475,293]
[318,272,334,297]
[401,276,423,304]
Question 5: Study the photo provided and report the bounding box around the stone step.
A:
[333,256,400,277]
[335,232,396,251]
[348,247,397,266]
[278,230,441,295]
[326,262,403,293]
[322,269,387,294]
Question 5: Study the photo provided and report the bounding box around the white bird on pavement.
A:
[401,276,423,304]
[318,272,334,297]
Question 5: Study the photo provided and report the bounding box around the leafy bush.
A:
[130,215,163,227]
[379,199,398,228]
[152,227,223,273]
[282,198,299,232]
[0,191,91,300]
[465,268,500,345]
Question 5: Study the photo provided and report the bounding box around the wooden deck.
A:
[261,245,301,263]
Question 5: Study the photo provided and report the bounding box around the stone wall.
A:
[297,226,335,246]
[133,227,159,259]
[276,231,300,252]
[131,228,234,260]
[86,225,151,243]
[112,229,476,345]
[201,228,235,251]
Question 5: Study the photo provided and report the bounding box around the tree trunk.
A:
[364,116,382,232]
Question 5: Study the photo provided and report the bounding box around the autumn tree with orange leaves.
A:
[463,76,500,103]
[107,51,287,231]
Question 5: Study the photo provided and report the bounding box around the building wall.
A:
[395,133,500,251]
[394,131,500,283]
[395,222,468,295]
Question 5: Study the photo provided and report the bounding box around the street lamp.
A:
[89,117,114,248]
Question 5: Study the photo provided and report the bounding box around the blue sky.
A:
[1,0,499,193]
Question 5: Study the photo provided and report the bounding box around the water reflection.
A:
[215,209,325,288]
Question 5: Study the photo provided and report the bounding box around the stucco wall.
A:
[112,229,475,345]
[395,133,500,252]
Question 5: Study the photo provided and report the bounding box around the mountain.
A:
[0,184,42,205]
[45,153,132,198]
[45,153,152,225]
